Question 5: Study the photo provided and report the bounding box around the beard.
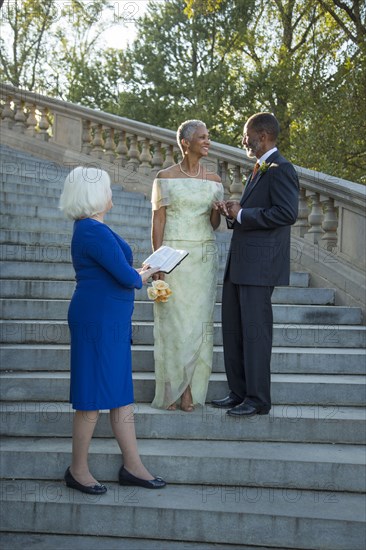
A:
[245,137,261,158]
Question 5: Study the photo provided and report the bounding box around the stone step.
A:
[0,479,364,550]
[0,231,156,259]
[0,215,151,238]
[1,372,364,407]
[0,185,151,207]
[1,402,364,444]
[0,201,154,223]
[1,298,362,325]
[2,344,365,375]
[0,533,252,550]
[1,437,364,493]
[0,278,332,303]
[0,179,151,207]
[0,162,152,193]
[0,262,309,287]
[1,320,364,348]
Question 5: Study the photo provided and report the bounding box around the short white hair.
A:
[59,166,112,220]
[176,119,206,155]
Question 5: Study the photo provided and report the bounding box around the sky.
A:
[100,0,161,49]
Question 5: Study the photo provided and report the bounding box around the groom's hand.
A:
[226,201,241,219]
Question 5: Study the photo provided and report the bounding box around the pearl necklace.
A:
[179,162,201,178]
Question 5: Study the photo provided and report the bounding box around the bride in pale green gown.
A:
[150,120,224,411]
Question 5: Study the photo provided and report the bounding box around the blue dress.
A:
[68,218,142,410]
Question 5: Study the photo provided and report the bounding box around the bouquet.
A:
[147,280,173,303]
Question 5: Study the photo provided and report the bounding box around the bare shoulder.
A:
[156,164,180,179]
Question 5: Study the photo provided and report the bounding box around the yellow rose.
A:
[147,287,158,300]
[153,280,169,291]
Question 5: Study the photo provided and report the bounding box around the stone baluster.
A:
[13,99,27,133]
[90,123,104,158]
[229,164,244,200]
[293,187,310,237]
[36,106,50,141]
[81,120,92,155]
[104,127,116,163]
[1,96,15,129]
[320,197,338,250]
[304,191,324,244]
[25,104,38,137]
[138,137,152,174]
[116,130,128,166]
[162,144,174,168]
[126,134,140,170]
[151,141,164,172]
[218,160,230,197]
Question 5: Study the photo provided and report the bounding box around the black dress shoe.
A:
[211,395,242,408]
[119,466,166,489]
[227,403,270,417]
[64,467,107,495]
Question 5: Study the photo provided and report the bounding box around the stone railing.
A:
[1,84,365,313]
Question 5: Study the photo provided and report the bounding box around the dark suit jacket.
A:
[225,150,299,286]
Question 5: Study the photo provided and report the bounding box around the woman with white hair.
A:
[60,166,166,494]
[151,120,224,411]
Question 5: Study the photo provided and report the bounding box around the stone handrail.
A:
[1,83,365,284]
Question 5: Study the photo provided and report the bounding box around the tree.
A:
[115,0,256,143]
[0,0,57,90]
[0,0,117,104]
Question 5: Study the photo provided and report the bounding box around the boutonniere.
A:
[260,161,270,174]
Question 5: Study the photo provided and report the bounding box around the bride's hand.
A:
[152,271,165,281]
[137,265,160,284]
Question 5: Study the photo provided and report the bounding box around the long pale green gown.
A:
[151,177,224,409]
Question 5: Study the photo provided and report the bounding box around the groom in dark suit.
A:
[212,113,299,416]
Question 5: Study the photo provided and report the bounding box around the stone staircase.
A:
[1,145,365,550]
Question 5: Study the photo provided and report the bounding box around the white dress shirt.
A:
[236,147,278,223]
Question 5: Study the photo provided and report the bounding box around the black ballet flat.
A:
[118,466,166,489]
[64,467,107,495]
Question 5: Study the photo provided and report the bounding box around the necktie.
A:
[252,162,260,179]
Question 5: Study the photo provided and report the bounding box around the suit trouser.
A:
[222,278,274,408]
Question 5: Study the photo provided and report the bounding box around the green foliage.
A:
[0,0,365,182]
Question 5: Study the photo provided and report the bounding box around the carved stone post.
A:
[104,127,116,163]
[218,161,229,198]
[91,123,104,158]
[1,96,14,129]
[304,191,324,244]
[13,100,26,134]
[36,107,50,141]
[320,197,338,250]
[81,120,92,155]
[25,104,38,137]
[139,137,152,174]
[229,164,243,200]
[126,134,140,170]
[293,187,310,237]
[116,130,128,166]
[162,144,174,168]
[151,141,164,172]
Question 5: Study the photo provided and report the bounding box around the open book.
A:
[143,245,189,274]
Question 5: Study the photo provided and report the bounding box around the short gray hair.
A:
[59,166,112,220]
[176,119,206,154]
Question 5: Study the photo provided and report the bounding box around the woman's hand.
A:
[152,271,165,281]
[137,265,161,284]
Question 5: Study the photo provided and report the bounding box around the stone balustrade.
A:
[1,83,365,277]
